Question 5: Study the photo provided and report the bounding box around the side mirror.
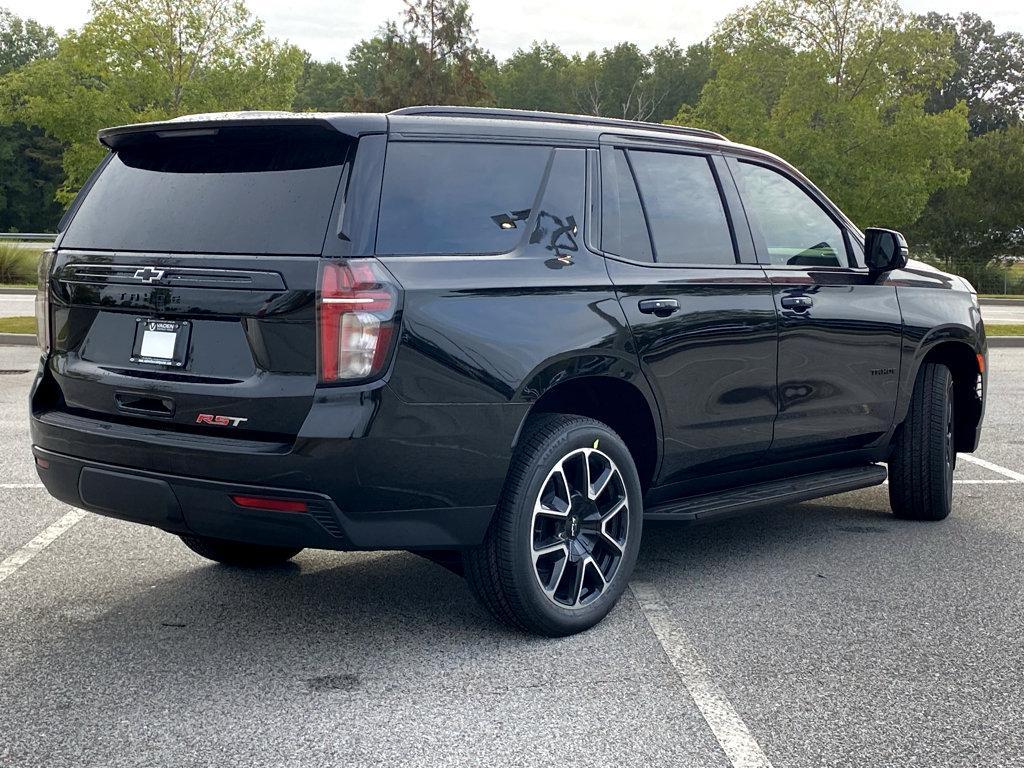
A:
[864,228,909,273]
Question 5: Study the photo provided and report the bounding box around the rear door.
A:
[44,124,360,438]
[726,156,903,460]
[601,139,779,489]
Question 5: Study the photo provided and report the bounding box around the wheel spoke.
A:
[570,557,587,606]
[544,550,569,596]
[600,497,627,523]
[533,541,568,561]
[589,462,616,501]
[599,530,624,557]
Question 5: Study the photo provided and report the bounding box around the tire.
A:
[888,362,956,521]
[179,535,303,567]
[464,414,643,636]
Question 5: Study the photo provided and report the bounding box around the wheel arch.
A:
[514,362,662,493]
[898,331,984,453]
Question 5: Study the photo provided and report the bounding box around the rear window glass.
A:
[63,126,349,255]
[377,142,551,255]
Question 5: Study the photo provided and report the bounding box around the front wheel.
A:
[464,414,643,636]
[179,535,303,567]
[888,362,956,521]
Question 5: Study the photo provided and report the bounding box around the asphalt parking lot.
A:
[2,344,1023,767]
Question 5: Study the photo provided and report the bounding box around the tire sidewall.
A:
[505,419,643,635]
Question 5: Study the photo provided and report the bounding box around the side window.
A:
[527,148,585,258]
[628,150,736,265]
[735,161,849,268]
[377,142,550,255]
[601,148,653,262]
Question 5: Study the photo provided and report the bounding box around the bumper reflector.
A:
[230,495,308,513]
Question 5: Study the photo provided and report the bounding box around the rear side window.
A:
[377,142,551,255]
[63,126,350,255]
[628,150,735,265]
[734,161,849,268]
[601,148,653,261]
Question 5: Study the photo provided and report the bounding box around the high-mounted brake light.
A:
[317,259,400,383]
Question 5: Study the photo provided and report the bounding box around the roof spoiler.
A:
[98,112,388,150]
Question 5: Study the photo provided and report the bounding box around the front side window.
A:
[628,150,736,265]
[735,161,849,268]
[377,142,551,255]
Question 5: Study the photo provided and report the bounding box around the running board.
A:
[645,464,888,522]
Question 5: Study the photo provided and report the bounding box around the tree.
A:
[0,0,305,203]
[920,12,1024,136]
[911,125,1024,289]
[0,9,62,231]
[293,58,354,111]
[345,0,491,112]
[647,41,714,122]
[491,42,573,113]
[677,0,969,229]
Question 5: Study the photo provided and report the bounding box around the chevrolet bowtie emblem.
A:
[133,267,166,283]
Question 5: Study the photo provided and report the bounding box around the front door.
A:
[600,143,778,487]
[727,157,903,460]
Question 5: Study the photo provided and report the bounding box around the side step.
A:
[645,464,888,522]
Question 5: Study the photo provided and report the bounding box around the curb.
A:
[0,287,34,295]
[0,333,35,346]
[981,297,1024,306]
[989,336,1024,348]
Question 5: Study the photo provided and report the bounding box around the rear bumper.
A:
[33,447,495,550]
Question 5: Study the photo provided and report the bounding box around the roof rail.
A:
[389,106,727,142]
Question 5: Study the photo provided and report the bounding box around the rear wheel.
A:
[179,535,302,567]
[888,362,956,521]
[464,414,643,636]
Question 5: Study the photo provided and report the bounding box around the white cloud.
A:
[6,0,1024,61]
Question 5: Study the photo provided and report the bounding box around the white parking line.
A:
[958,454,1024,483]
[0,510,86,585]
[631,581,772,768]
[0,483,44,489]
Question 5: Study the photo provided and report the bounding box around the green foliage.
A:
[911,125,1024,289]
[678,0,969,230]
[920,12,1024,136]
[344,1,491,111]
[490,42,574,113]
[0,9,62,231]
[1,0,305,203]
[0,316,35,334]
[0,242,38,283]
[293,58,354,111]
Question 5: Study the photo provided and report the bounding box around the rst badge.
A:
[196,413,248,428]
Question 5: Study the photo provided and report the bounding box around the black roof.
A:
[97,107,728,150]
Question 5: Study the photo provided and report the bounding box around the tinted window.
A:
[628,150,735,265]
[601,148,653,261]
[527,149,585,258]
[63,127,350,255]
[377,142,550,255]
[735,161,848,267]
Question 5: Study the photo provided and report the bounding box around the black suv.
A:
[30,107,987,636]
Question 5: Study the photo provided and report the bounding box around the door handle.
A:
[781,296,814,311]
[638,298,679,316]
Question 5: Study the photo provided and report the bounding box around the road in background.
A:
[1,347,1024,765]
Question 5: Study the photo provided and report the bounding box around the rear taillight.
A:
[35,249,54,353]
[317,259,400,383]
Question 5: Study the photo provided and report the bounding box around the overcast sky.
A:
[5,0,1024,61]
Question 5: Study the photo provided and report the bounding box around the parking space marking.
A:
[0,509,86,585]
[631,581,773,768]
[958,454,1024,483]
[0,483,44,489]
